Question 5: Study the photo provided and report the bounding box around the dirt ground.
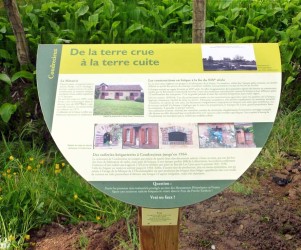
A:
[29,157,301,250]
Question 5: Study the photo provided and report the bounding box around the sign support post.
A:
[138,207,180,250]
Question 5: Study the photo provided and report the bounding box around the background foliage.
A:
[0,0,301,248]
[0,0,301,132]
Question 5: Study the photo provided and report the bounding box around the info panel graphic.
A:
[37,43,281,208]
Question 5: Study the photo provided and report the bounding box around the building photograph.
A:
[95,83,143,101]
[234,123,256,148]
[159,123,199,149]
[93,124,122,149]
[94,83,144,116]
[122,124,159,149]
[202,44,257,71]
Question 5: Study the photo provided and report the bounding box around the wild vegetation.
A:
[0,0,301,248]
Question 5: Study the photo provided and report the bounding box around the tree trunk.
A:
[192,0,206,43]
[4,0,31,66]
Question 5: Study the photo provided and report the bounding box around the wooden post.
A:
[138,207,180,250]
[138,2,206,249]
[193,0,206,43]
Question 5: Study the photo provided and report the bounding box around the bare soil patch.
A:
[29,159,301,250]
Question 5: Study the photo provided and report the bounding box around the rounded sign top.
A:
[37,43,281,208]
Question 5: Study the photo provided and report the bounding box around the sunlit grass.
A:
[94,99,144,116]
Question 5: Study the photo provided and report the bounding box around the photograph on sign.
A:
[202,44,257,71]
[37,43,281,208]
[94,82,144,116]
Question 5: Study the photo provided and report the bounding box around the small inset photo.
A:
[202,44,257,71]
[159,123,199,149]
[93,124,122,149]
[198,123,236,148]
[122,124,159,149]
[234,123,256,148]
[94,83,144,116]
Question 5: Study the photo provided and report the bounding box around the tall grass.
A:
[231,108,301,194]
[253,109,301,170]
[0,134,134,248]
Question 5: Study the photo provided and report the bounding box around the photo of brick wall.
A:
[93,124,122,149]
[122,124,159,149]
[234,123,256,148]
[159,123,199,149]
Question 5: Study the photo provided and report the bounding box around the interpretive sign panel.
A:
[37,43,281,208]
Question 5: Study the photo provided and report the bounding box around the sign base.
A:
[138,207,180,250]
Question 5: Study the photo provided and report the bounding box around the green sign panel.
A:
[37,43,281,208]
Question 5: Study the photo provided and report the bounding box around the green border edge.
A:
[37,44,62,132]
[90,180,233,208]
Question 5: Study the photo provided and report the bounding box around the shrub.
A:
[135,97,144,102]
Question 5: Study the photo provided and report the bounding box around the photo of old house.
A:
[159,124,198,149]
[234,123,256,148]
[201,44,257,71]
[95,83,143,101]
[198,123,236,148]
[122,124,159,149]
[93,124,122,149]
[94,82,144,116]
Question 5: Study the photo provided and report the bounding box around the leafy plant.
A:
[0,70,34,125]
[0,102,17,123]
[205,0,301,102]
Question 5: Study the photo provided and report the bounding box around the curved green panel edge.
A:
[253,122,273,147]
[36,44,62,132]
[90,180,233,208]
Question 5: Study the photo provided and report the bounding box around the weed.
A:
[241,242,251,249]
[198,238,212,248]
[229,181,253,196]
[116,221,139,250]
[260,216,271,223]
[74,229,89,250]
[253,109,301,170]
[227,206,250,216]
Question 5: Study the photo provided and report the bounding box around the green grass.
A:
[252,109,301,170]
[117,221,139,250]
[231,109,301,195]
[94,99,144,116]
[229,181,253,196]
[0,136,135,249]
[74,229,89,250]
